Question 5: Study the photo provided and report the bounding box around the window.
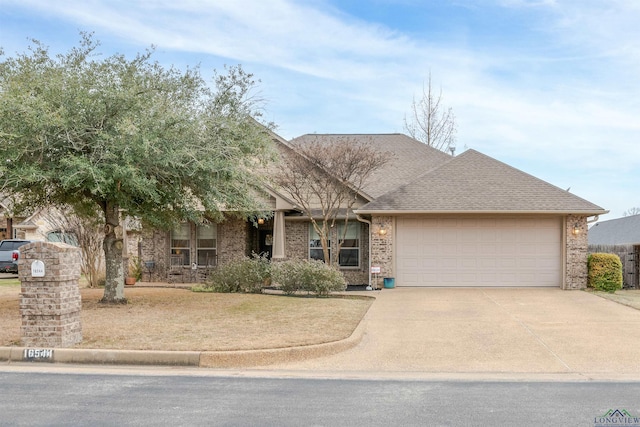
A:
[196,224,217,266]
[47,230,78,246]
[308,222,360,267]
[309,225,329,262]
[170,223,190,265]
[338,222,360,267]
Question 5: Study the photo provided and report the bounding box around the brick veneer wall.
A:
[138,229,167,282]
[218,218,249,264]
[136,216,371,285]
[564,215,588,290]
[284,219,369,285]
[285,221,308,260]
[370,216,394,280]
[137,218,251,281]
[18,242,82,347]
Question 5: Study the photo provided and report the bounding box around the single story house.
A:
[588,214,640,288]
[135,132,607,289]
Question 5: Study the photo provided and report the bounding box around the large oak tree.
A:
[0,34,273,302]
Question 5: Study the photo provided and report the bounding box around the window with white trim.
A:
[196,224,217,266]
[309,225,329,262]
[170,223,190,265]
[338,222,360,268]
[308,222,360,267]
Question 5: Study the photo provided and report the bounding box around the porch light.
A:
[572,224,580,235]
[378,227,388,236]
[257,218,265,225]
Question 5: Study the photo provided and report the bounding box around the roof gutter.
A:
[587,215,600,224]
[354,209,609,216]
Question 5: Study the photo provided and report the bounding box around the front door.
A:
[259,230,273,259]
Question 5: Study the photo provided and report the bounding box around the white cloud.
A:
[2,0,638,216]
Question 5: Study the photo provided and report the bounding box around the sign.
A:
[23,348,54,361]
[371,266,381,274]
[31,260,45,277]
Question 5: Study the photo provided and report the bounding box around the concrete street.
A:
[3,371,640,426]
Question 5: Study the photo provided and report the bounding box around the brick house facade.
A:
[127,133,605,289]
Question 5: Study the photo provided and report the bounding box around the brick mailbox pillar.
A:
[19,242,82,347]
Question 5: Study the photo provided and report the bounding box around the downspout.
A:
[587,215,599,224]
[356,214,372,289]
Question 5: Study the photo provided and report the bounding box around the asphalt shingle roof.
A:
[588,214,640,245]
[289,134,451,199]
[357,149,607,214]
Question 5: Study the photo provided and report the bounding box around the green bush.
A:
[270,259,302,295]
[588,253,623,293]
[272,259,347,296]
[198,255,271,293]
[193,257,347,296]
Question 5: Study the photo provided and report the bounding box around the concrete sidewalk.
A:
[264,288,640,379]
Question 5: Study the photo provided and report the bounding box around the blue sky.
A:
[1,0,638,219]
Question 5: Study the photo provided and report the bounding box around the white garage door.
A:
[396,217,562,287]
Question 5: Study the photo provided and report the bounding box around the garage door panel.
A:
[518,258,537,268]
[441,258,457,268]
[461,258,477,268]
[537,257,558,268]
[397,216,562,287]
[479,258,497,268]
[479,229,497,241]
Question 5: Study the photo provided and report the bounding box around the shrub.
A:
[272,259,347,296]
[270,260,303,295]
[128,256,143,281]
[588,253,623,293]
[199,255,270,293]
[194,257,347,296]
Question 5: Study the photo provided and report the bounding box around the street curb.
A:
[0,318,366,368]
[199,315,366,368]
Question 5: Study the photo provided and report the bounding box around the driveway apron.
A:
[269,288,640,376]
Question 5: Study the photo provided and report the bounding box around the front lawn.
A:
[591,289,640,310]
[0,286,373,351]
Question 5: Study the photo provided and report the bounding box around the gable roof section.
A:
[357,149,607,214]
[289,134,451,200]
[588,214,640,245]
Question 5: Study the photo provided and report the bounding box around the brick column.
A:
[371,215,394,281]
[19,242,82,347]
[564,215,588,290]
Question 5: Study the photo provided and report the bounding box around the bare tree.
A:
[404,72,457,154]
[40,206,105,288]
[275,137,389,265]
[623,207,640,217]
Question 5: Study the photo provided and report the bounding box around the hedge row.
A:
[193,256,347,296]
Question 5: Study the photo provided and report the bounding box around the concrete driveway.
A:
[269,288,640,379]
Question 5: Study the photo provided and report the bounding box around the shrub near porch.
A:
[194,257,347,296]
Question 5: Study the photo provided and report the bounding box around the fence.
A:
[588,244,639,289]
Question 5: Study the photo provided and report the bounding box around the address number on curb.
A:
[23,348,54,361]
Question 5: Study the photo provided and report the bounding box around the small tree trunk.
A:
[101,202,126,303]
[321,235,331,266]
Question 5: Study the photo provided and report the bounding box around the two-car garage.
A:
[395,216,562,287]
